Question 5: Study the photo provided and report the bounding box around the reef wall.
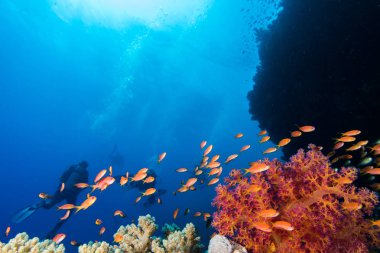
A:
[248,0,380,158]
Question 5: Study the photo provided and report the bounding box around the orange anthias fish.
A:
[75,183,90,189]
[94,169,107,183]
[75,194,97,213]
[272,221,294,231]
[258,130,267,136]
[245,162,270,174]
[200,140,207,149]
[185,178,198,188]
[142,188,156,196]
[95,219,102,225]
[158,152,167,164]
[60,183,65,192]
[131,172,147,182]
[135,196,142,203]
[367,168,380,175]
[357,140,369,146]
[203,145,213,156]
[206,161,221,169]
[39,193,52,199]
[240,145,251,152]
[193,212,202,217]
[342,130,361,136]
[120,175,129,186]
[235,133,243,138]
[143,176,155,184]
[290,131,302,137]
[263,147,277,154]
[195,170,203,176]
[208,167,221,177]
[298,125,315,133]
[93,176,115,191]
[346,144,362,151]
[224,154,238,164]
[257,209,279,218]
[114,210,125,217]
[52,233,66,244]
[208,178,219,186]
[247,184,261,193]
[5,226,10,237]
[99,227,106,236]
[70,240,79,246]
[57,204,76,210]
[259,136,270,143]
[114,233,123,243]
[277,138,291,147]
[333,142,344,150]
[177,186,189,193]
[342,202,362,211]
[109,166,113,176]
[252,221,272,232]
[60,210,71,220]
[210,155,220,162]
[173,208,179,219]
[176,167,188,173]
[336,136,356,143]
[137,168,149,174]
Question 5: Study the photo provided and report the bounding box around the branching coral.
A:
[212,144,380,253]
[79,241,121,253]
[0,232,65,253]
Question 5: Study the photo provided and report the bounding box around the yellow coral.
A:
[0,233,65,253]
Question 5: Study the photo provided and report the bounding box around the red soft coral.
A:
[212,144,380,253]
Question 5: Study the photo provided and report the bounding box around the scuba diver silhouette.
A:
[12,161,89,238]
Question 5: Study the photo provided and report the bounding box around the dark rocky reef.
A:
[248,0,380,158]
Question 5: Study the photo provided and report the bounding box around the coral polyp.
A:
[212,144,380,252]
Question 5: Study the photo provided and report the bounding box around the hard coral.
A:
[212,144,380,253]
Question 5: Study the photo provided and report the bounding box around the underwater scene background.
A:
[0,0,379,252]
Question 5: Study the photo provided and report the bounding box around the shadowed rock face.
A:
[248,0,380,158]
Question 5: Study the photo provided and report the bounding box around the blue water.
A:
[0,0,281,251]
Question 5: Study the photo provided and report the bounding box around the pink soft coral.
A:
[212,144,380,253]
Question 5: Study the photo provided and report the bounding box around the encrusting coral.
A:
[212,144,380,253]
[1,215,202,253]
[0,232,65,253]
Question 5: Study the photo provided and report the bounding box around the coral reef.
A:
[208,234,247,253]
[0,232,65,253]
[247,0,380,159]
[212,145,380,252]
[79,241,120,253]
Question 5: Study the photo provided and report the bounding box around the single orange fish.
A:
[75,183,90,189]
[137,168,149,174]
[235,133,243,138]
[208,167,221,177]
[195,170,203,176]
[158,152,166,164]
[277,138,291,147]
[252,221,272,232]
[224,154,238,164]
[290,131,302,137]
[257,209,279,218]
[177,186,189,193]
[60,210,71,220]
[39,193,52,199]
[60,183,65,192]
[203,145,213,156]
[76,194,97,213]
[70,240,79,246]
[176,168,188,173]
[298,125,315,133]
[272,221,294,231]
[94,169,107,183]
[200,140,207,149]
[135,196,142,203]
[99,226,106,236]
[114,210,125,217]
[210,155,220,162]
[193,212,202,217]
[208,178,219,186]
[207,161,221,169]
[203,212,211,221]
[114,233,123,243]
[95,219,102,225]
[240,145,251,152]
[336,136,356,143]
[247,184,261,193]
[109,166,113,176]
[131,172,147,182]
[367,168,380,175]
[5,226,10,237]
[342,202,362,211]
[346,144,362,151]
[185,178,198,188]
[142,188,156,196]
[335,177,353,185]
[370,144,380,152]
[120,176,128,186]
[157,198,162,204]
[258,130,267,136]
[342,130,361,136]
[259,136,270,143]
[57,204,76,210]
[333,142,344,150]
[173,208,179,219]
[93,176,115,191]
[263,147,277,154]
[143,176,155,184]
[52,233,66,244]
[245,163,270,174]
[357,140,369,146]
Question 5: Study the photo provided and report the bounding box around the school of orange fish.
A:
[4,125,380,246]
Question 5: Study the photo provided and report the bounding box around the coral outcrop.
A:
[212,145,380,252]
[208,235,247,253]
[0,232,65,253]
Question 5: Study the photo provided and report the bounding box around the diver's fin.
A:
[11,204,39,223]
